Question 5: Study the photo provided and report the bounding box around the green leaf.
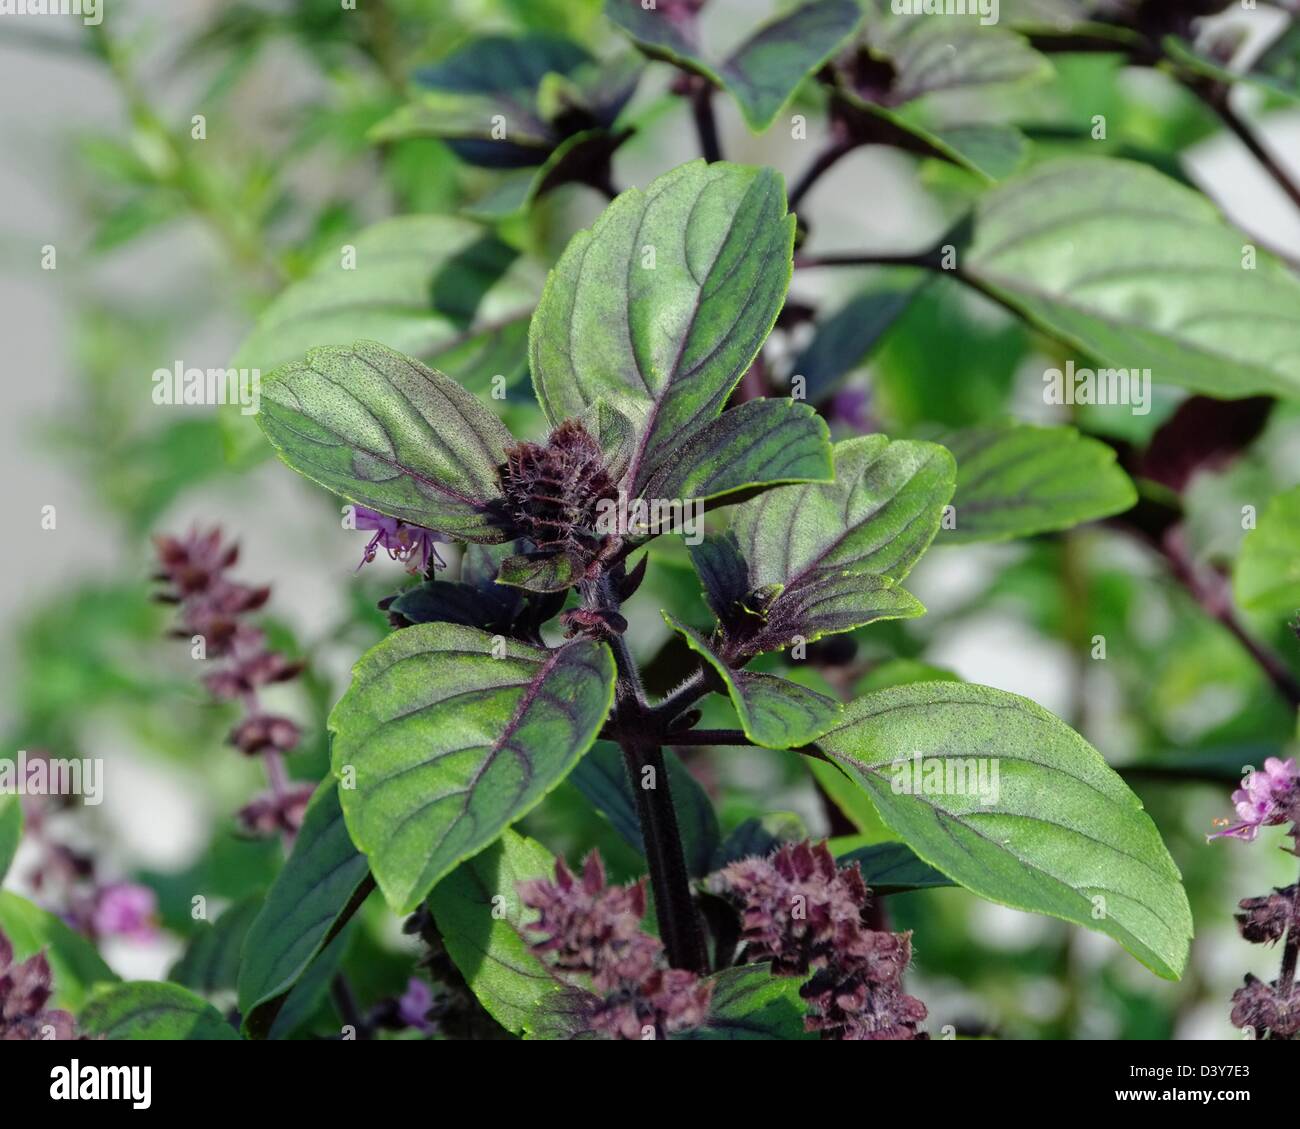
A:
[865,5,1052,102]
[834,841,954,894]
[169,898,260,997]
[429,828,597,1036]
[829,5,1049,181]
[700,435,955,657]
[0,793,20,884]
[224,215,533,466]
[330,624,616,913]
[838,93,1029,181]
[568,741,721,878]
[808,758,891,839]
[716,0,864,131]
[370,88,552,152]
[0,891,117,1012]
[607,0,862,131]
[1160,33,1300,106]
[524,986,603,1040]
[942,421,1137,543]
[234,217,528,376]
[1234,485,1300,615]
[389,578,522,633]
[664,613,842,748]
[818,681,1193,979]
[791,273,925,403]
[461,129,633,221]
[579,399,638,483]
[413,33,593,97]
[674,963,813,1040]
[964,158,1300,400]
[711,813,808,867]
[603,0,708,75]
[237,782,372,1037]
[852,657,961,695]
[81,982,240,1041]
[638,398,833,509]
[267,926,353,1040]
[497,551,583,593]
[256,340,516,540]
[398,34,594,166]
[530,159,796,496]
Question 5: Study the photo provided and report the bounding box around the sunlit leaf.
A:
[330,624,616,913]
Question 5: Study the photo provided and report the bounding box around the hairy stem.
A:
[644,667,716,727]
[619,735,709,972]
[666,729,833,764]
[583,580,708,971]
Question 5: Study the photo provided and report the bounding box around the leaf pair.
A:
[376,33,639,162]
[687,434,956,662]
[606,0,864,132]
[257,161,835,587]
[826,2,1052,180]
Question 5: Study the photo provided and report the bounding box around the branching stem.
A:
[583,580,708,972]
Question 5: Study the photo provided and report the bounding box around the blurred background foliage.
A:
[2,0,1299,1039]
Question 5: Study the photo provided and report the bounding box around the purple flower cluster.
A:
[1231,973,1299,1040]
[519,852,712,1040]
[154,527,312,839]
[21,787,158,944]
[1209,757,1299,843]
[0,928,79,1040]
[499,419,620,580]
[709,840,928,1040]
[1211,762,1300,1037]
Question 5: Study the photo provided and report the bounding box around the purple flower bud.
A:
[709,840,870,975]
[1210,757,1299,843]
[1230,974,1300,1039]
[228,714,302,756]
[1235,887,1296,945]
[708,840,928,1040]
[519,851,712,1040]
[826,386,876,434]
[396,977,437,1034]
[91,883,158,943]
[0,930,80,1040]
[499,420,618,573]
[236,783,314,839]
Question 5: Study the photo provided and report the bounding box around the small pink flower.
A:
[352,507,444,574]
[1210,757,1299,843]
[397,978,436,1033]
[91,883,158,943]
